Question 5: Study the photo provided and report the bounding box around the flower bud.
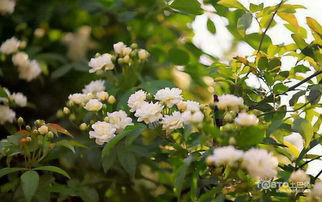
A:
[67,100,73,107]
[146,93,153,100]
[104,117,109,122]
[25,125,31,131]
[26,137,32,142]
[138,49,149,61]
[123,55,130,63]
[63,107,70,114]
[177,101,187,111]
[79,123,88,130]
[38,125,48,135]
[47,131,54,138]
[108,96,116,104]
[69,114,76,121]
[130,43,138,49]
[118,58,123,64]
[56,109,64,118]
[18,117,24,126]
[229,137,236,145]
[206,156,214,166]
[96,91,109,101]
[32,129,38,135]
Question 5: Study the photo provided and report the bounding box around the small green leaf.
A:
[174,156,193,199]
[33,166,71,179]
[291,33,308,49]
[117,147,137,177]
[21,170,39,202]
[0,87,8,98]
[217,0,247,10]
[273,83,288,94]
[51,64,73,79]
[293,119,313,148]
[308,85,321,105]
[237,13,253,37]
[140,80,175,94]
[249,3,263,12]
[0,167,26,178]
[236,126,265,148]
[306,17,322,35]
[258,56,268,70]
[289,90,306,106]
[207,18,216,34]
[245,33,272,52]
[102,149,116,172]
[170,0,203,15]
[293,65,311,73]
[168,48,190,65]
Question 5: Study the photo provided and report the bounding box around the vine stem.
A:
[257,0,285,54]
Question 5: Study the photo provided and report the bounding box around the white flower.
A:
[234,113,258,126]
[96,91,109,101]
[184,100,201,112]
[84,99,103,111]
[82,80,105,94]
[161,111,183,132]
[0,105,15,124]
[207,146,244,166]
[68,93,87,104]
[113,42,126,54]
[122,47,132,55]
[107,110,133,133]
[88,53,114,73]
[217,94,244,112]
[0,37,20,54]
[38,125,48,135]
[0,0,15,15]
[181,110,204,124]
[127,90,147,112]
[154,88,183,108]
[242,148,278,179]
[18,60,41,81]
[11,92,27,107]
[138,49,149,60]
[312,182,322,198]
[12,52,29,67]
[89,121,116,145]
[284,133,304,151]
[289,170,310,184]
[134,102,163,124]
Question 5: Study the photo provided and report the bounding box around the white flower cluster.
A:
[88,42,149,73]
[207,146,279,179]
[89,110,133,145]
[0,0,15,15]
[67,80,116,112]
[127,88,204,133]
[234,112,258,126]
[0,37,41,81]
[0,87,28,125]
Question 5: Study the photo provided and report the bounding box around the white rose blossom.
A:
[134,102,163,124]
[180,100,204,124]
[161,111,183,133]
[289,170,310,184]
[89,121,116,145]
[84,99,103,111]
[0,0,15,15]
[17,60,42,81]
[113,42,126,54]
[68,93,87,104]
[88,53,114,73]
[242,148,278,179]
[11,92,27,107]
[107,110,133,133]
[154,87,183,108]
[96,91,109,101]
[207,146,244,166]
[12,52,29,67]
[234,112,259,126]
[0,37,20,54]
[82,80,105,94]
[217,94,244,112]
[138,49,149,61]
[127,90,147,112]
[0,105,15,124]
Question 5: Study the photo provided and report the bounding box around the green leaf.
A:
[168,48,190,65]
[0,87,8,98]
[267,120,284,136]
[268,58,281,71]
[51,64,73,79]
[117,147,137,177]
[258,56,268,70]
[174,155,193,199]
[293,65,311,73]
[273,83,288,94]
[236,126,265,148]
[249,3,263,12]
[308,85,321,105]
[306,17,322,35]
[217,0,247,10]
[245,33,272,52]
[33,166,71,179]
[21,170,39,202]
[101,124,145,158]
[207,18,216,34]
[125,123,146,146]
[170,0,203,15]
[102,149,116,172]
[291,33,308,49]
[293,118,313,148]
[140,80,175,94]
[237,13,252,37]
[289,90,306,106]
[0,167,26,178]
[55,140,87,153]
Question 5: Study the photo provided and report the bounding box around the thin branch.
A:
[257,0,285,54]
[286,70,322,92]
